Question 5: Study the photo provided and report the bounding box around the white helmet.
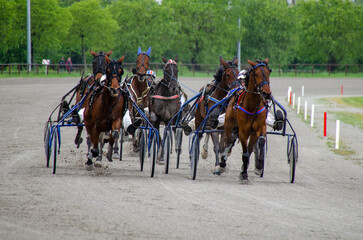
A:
[237,70,247,80]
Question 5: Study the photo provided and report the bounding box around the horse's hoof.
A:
[112,153,120,159]
[94,161,102,168]
[91,148,99,158]
[219,166,226,173]
[157,160,165,165]
[107,158,113,162]
[213,170,220,175]
[201,150,208,159]
[254,168,263,176]
[239,172,249,184]
[85,159,93,171]
[75,137,83,148]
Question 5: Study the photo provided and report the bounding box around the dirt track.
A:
[0,77,362,240]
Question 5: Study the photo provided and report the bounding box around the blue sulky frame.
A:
[161,87,298,182]
[124,81,160,178]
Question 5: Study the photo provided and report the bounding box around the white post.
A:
[292,94,296,109]
[45,65,47,76]
[304,101,308,120]
[302,85,304,97]
[297,97,301,115]
[335,120,340,149]
[311,104,315,127]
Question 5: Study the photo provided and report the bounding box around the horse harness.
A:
[233,62,271,128]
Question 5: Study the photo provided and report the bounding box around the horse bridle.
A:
[249,62,271,94]
[223,64,240,89]
[106,60,123,86]
[92,52,107,77]
[135,53,150,82]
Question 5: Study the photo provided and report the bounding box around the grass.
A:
[321,97,363,131]
[1,67,363,78]
[326,137,356,157]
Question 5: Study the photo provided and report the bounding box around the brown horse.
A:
[73,50,112,147]
[148,56,183,162]
[126,47,152,151]
[194,57,240,174]
[84,56,126,168]
[222,59,271,183]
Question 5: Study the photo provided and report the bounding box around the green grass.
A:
[326,137,356,157]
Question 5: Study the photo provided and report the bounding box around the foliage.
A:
[1,0,362,66]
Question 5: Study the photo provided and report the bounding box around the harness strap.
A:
[152,94,180,100]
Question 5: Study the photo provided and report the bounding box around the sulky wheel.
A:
[288,136,298,183]
[139,129,147,171]
[190,135,199,180]
[44,121,52,167]
[163,130,171,174]
[149,135,157,178]
[175,128,183,169]
[52,128,58,174]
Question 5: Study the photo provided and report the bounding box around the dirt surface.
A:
[0,77,362,240]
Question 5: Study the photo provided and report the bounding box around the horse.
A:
[83,56,127,168]
[126,47,152,152]
[73,50,112,147]
[148,56,184,162]
[193,57,240,174]
[221,59,272,183]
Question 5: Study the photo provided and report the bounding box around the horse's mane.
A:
[213,57,238,83]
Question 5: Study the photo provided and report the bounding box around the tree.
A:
[296,0,362,64]
[238,0,297,65]
[66,0,118,66]
[30,0,72,64]
[0,0,18,62]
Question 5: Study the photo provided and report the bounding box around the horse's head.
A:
[162,55,178,81]
[220,57,240,89]
[135,47,151,81]
[105,56,125,97]
[247,58,272,100]
[90,50,112,81]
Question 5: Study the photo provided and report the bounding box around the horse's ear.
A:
[106,50,112,57]
[220,56,228,68]
[105,55,111,64]
[118,56,125,64]
[174,55,178,63]
[233,58,238,66]
[90,50,97,57]
[132,68,137,74]
[263,58,269,65]
[247,59,257,67]
[138,47,142,55]
[146,47,151,57]
[162,57,167,63]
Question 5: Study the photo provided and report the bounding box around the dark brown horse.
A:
[194,57,240,174]
[148,56,183,162]
[73,50,112,147]
[84,56,126,168]
[126,47,152,151]
[222,59,271,183]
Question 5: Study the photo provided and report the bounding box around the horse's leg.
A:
[74,125,83,148]
[249,132,265,176]
[94,132,104,167]
[210,133,221,175]
[85,135,93,170]
[239,131,250,184]
[109,119,121,160]
[201,133,209,159]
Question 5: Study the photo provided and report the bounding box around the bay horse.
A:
[148,56,183,162]
[194,57,240,174]
[126,47,152,151]
[73,50,112,147]
[222,59,271,183]
[84,56,127,168]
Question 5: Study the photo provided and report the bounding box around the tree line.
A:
[1,0,362,66]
